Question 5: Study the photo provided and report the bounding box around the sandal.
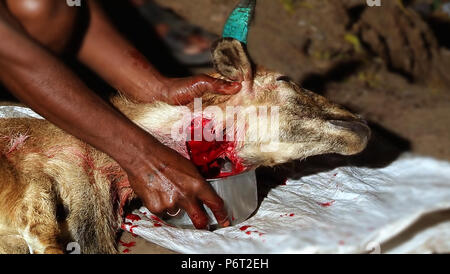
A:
[130,0,218,66]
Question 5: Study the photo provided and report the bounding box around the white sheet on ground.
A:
[0,106,44,119]
[123,155,450,253]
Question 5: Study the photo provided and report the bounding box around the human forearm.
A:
[0,18,160,168]
[77,1,167,102]
[76,1,241,105]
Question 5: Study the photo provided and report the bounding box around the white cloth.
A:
[124,155,450,254]
[0,106,44,119]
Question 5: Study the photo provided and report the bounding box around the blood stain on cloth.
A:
[122,248,131,253]
[148,214,174,228]
[149,215,166,227]
[129,225,139,237]
[120,223,139,237]
[318,200,335,207]
[239,225,252,231]
[150,215,163,223]
[239,225,265,237]
[125,214,141,222]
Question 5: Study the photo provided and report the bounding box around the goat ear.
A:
[211,38,253,82]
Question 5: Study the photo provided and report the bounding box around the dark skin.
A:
[0,0,240,229]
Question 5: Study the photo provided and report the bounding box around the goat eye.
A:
[276,76,292,82]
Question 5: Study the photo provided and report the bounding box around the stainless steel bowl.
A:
[164,171,258,229]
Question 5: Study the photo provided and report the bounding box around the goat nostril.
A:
[329,120,371,139]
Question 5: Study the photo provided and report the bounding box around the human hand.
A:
[122,139,230,229]
[160,74,241,105]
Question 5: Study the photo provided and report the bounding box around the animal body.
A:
[0,38,370,253]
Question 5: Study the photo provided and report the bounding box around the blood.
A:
[289,213,295,217]
[129,225,138,237]
[2,133,30,156]
[318,200,335,207]
[126,214,141,222]
[150,215,163,223]
[240,226,264,237]
[122,249,131,253]
[186,118,247,179]
[119,240,136,248]
[150,215,170,227]
[148,215,176,228]
[128,49,150,70]
[120,222,138,237]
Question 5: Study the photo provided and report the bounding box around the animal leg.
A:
[0,234,29,254]
[15,179,63,254]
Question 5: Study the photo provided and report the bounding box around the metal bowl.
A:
[164,171,258,229]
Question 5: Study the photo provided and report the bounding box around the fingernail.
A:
[222,219,231,227]
[222,82,241,93]
[231,82,242,89]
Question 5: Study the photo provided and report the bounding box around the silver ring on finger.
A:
[166,208,181,217]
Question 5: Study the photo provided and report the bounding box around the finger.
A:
[210,78,242,95]
[140,191,165,215]
[180,199,210,230]
[197,185,230,228]
[194,75,241,94]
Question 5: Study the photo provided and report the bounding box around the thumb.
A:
[197,75,242,95]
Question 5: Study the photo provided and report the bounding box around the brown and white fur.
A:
[0,38,370,254]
